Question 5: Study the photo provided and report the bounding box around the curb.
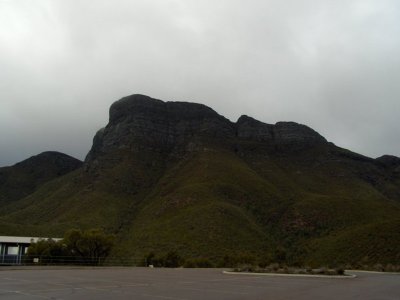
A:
[222,270,356,279]
[347,270,400,275]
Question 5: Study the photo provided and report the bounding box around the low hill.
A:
[0,151,82,207]
[0,94,399,266]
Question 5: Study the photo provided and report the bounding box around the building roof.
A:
[0,236,61,244]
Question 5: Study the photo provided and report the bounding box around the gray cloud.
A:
[1,0,399,166]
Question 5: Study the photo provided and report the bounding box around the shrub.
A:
[270,263,280,271]
[383,264,400,272]
[163,251,183,268]
[273,247,287,264]
[145,251,156,266]
[27,238,66,257]
[184,258,214,268]
[219,253,257,267]
[27,228,115,265]
[27,238,68,264]
[63,228,115,264]
[336,268,345,275]
[258,253,273,268]
[373,263,384,272]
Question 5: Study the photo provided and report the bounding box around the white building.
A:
[0,236,61,265]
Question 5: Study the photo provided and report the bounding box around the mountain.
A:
[0,151,82,206]
[0,94,399,266]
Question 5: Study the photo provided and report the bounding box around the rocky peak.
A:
[236,115,326,145]
[236,115,274,141]
[109,94,164,125]
[85,95,234,162]
[376,155,400,169]
[109,94,228,124]
[86,94,328,163]
[273,121,327,145]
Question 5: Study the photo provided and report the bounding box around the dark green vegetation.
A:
[27,228,115,265]
[233,265,346,276]
[0,94,399,267]
[0,151,82,207]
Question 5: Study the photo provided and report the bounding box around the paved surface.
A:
[0,267,399,299]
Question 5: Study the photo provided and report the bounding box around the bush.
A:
[27,238,66,257]
[27,238,68,264]
[383,264,400,272]
[63,228,115,264]
[164,251,183,268]
[336,268,345,275]
[270,263,280,271]
[146,251,184,268]
[27,228,115,265]
[258,253,273,268]
[145,251,156,266]
[373,263,384,272]
[273,247,287,264]
[184,258,214,268]
[219,253,257,267]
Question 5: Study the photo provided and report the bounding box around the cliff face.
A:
[236,115,326,146]
[85,94,327,164]
[86,95,234,161]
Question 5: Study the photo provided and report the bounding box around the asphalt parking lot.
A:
[0,267,399,300]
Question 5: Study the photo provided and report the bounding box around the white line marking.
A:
[223,271,357,279]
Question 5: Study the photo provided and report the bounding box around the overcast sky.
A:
[1,0,399,166]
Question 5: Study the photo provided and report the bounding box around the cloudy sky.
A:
[1,0,399,166]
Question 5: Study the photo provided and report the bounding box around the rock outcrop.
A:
[376,155,400,169]
[236,115,326,146]
[86,94,327,163]
[85,95,235,162]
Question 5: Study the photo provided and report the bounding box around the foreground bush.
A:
[27,228,115,265]
[145,251,184,268]
[184,258,214,268]
[233,264,347,276]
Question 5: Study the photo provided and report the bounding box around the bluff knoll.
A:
[1,94,399,266]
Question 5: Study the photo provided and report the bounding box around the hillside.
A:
[0,151,82,207]
[0,94,399,266]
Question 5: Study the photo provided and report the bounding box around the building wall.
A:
[0,242,29,265]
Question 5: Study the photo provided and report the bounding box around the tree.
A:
[63,228,115,264]
[26,228,115,265]
[27,238,67,264]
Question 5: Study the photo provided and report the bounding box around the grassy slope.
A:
[307,218,400,266]
[237,142,400,264]
[0,143,399,265]
[0,149,165,235]
[0,152,82,206]
[0,169,131,236]
[113,147,282,258]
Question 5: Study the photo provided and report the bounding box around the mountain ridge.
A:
[85,94,329,165]
[0,94,399,266]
